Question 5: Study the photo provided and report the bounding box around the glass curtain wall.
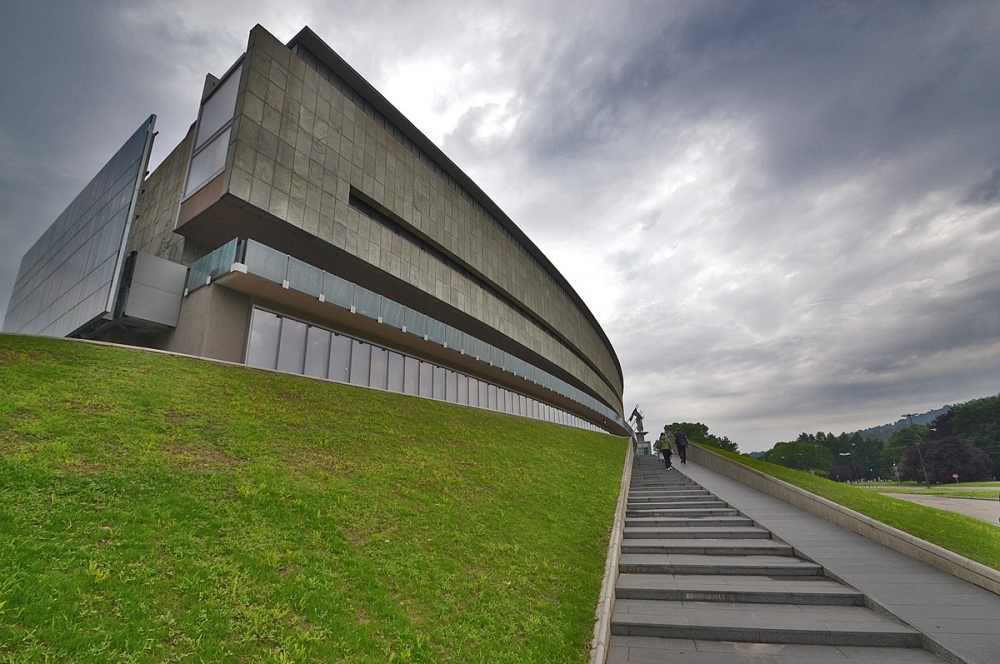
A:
[245,308,603,432]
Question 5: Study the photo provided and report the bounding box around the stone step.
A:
[626,515,755,528]
[616,573,863,606]
[626,507,739,518]
[628,499,729,508]
[621,538,794,556]
[608,637,945,663]
[618,553,823,576]
[628,494,713,502]
[623,526,772,540]
[611,600,923,647]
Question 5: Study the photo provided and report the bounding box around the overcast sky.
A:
[2,1,999,451]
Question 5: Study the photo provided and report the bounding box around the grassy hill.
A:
[0,334,625,663]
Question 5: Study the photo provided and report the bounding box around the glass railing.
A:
[185,238,627,431]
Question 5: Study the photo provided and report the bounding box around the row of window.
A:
[246,308,605,433]
[187,238,626,431]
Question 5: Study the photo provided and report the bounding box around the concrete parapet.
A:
[687,443,1000,596]
[589,439,633,664]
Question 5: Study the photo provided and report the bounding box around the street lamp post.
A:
[903,413,931,489]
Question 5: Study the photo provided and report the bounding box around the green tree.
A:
[764,442,835,471]
[949,395,1000,478]
[662,422,739,454]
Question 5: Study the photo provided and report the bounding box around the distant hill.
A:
[855,406,953,441]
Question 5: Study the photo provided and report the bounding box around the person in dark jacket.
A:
[674,428,689,465]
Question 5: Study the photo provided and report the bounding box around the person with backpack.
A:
[659,442,673,470]
[674,428,689,465]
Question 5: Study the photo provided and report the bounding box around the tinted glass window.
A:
[369,346,388,390]
[329,333,352,382]
[488,385,498,411]
[468,377,479,407]
[304,326,331,378]
[404,356,420,395]
[432,366,446,400]
[446,370,458,403]
[418,362,433,397]
[349,340,371,385]
[456,374,469,405]
[276,318,307,373]
[246,309,280,369]
[387,352,405,392]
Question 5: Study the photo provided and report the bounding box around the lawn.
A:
[0,334,626,663]
[699,446,1000,572]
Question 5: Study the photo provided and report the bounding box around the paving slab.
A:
[612,599,923,646]
[882,493,1000,525]
[677,461,1000,663]
[608,636,947,663]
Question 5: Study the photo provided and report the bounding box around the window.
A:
[304,326,331,378]
[418,362,433,398]
[403,356,419,395]
[246,309,281,369]
[387,352,405,392]
[329,333,352,382]
[349,341,371,386]
[370,346,388,390]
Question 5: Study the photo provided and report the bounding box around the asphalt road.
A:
[883,493,1000,525]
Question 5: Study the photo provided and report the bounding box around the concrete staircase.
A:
[609,456,946,659]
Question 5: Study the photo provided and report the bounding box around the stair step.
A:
[616,573,864,606]
[626,516,754,528]
[611,600,922,647]
[627,507,738,518]
[618,553,823,576]
[621,538,793,556]
[624,526,772,540]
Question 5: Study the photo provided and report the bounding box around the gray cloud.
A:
[2,1,999,451]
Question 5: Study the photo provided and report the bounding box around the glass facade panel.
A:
[187,237,239,292]
[241,308,610,433]
[418,362,433,397]
[404,307,428,337]
[468,377,480,407]
[3,116,154,337]
[349,340,371,385]
[329,333,352,382]
[432,366,446,400]
[381,299,404,329]
[287,257,323,297]
[276,318,307,373]
[387,352,405,392]
[323,272,354,309]
[426,318,446,345]
[185,126,231,196]
[403,356,419,395]
[304,326,331,378]
[369,346,388,390]
[353,286,381,319]
[246,309,281,369]
[245,240,288,284]
[195,64,242,149]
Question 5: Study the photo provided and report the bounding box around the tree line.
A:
[760,394,1000,483]
[657,422,739,454]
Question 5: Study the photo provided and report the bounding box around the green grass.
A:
[697,445,1000,572]
[0,334,626,663]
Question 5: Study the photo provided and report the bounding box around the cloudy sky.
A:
[2,1,999,451]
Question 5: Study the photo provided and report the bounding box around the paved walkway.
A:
[608,457,946,662]
[883,493,1000,525]
[682,460,1000,662]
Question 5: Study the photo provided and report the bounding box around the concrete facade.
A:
[5,24,627,435]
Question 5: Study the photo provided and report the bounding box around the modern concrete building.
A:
[4,24,628,436]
